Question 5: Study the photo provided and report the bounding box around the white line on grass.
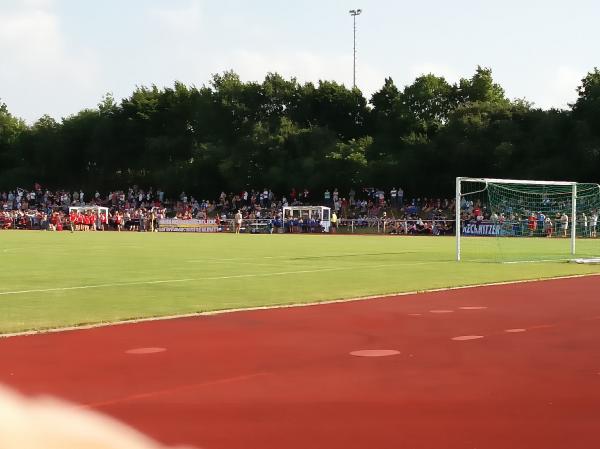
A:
[187,251,417,263]
[501,258,572,264]
[0,264,399,297]
[0,258,578,298]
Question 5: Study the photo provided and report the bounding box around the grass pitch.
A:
[1,232,600,334]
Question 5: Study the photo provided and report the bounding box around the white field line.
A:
[187,251,417,263]
[2,271,600,339]
[0,264,401,297]
[0,257,583,297]
[501,258,572,264]
[207,260,319,268]
[0,258,591,297]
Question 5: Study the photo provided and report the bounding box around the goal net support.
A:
[455,177,600,262]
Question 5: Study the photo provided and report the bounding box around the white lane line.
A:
[0,264,396,297]
[452,335,485,341]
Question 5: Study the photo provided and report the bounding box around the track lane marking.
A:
[81,372,270,409]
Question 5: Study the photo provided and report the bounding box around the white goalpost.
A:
[455,177,600,262]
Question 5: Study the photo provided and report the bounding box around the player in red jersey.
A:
[69,211,77,232]
[114,211,122,232]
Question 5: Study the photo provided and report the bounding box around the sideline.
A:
[2,272,600,339]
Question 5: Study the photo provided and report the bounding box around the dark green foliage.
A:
[1,67,599,197]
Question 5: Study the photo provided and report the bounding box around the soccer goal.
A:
[455,177,600,262]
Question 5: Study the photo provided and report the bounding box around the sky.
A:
[1,0,599,123]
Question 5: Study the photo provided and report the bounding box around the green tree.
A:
[0,101,28,188]
[458,66,508,105]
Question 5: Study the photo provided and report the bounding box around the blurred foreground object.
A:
[0,386,195,449]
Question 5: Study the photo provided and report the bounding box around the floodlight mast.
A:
[349,9,362,89]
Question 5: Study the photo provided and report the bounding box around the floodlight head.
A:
[349,9,356,14]
[357,9,362,14]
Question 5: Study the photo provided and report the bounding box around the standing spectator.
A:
[139,210,146,232]
[544,216,553,237]
[323,189,330,206]
[528,212,537,236]
[390,187,397,207]
[591,211,598,238]
[376,189,385,206]
[330,211,338,233]
[581,212,588,237]
[338,198,347,217]
[537,212,545,236]
[234,210,242,234]
[560,212,569,237]
[116,211,124,231]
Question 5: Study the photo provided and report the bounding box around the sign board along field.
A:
[157,218,220,233]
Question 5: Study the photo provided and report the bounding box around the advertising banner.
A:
[157,218,220,233]
[462,221,502,236]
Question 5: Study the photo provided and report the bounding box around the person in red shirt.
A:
[56,213,63,231]
[89,212,96,231]
[528,213,537,236]
[51,212,60,232]
[69,211,77,232]
[114,212,122,232]
[99,212,107,231]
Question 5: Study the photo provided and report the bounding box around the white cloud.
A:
[20,0,55,9]
[538,66,584,110]
[0,2,99,122]
[0,10,63,69]
[212,49,388,100]
[407,63,461,85]
[148,0,203,36]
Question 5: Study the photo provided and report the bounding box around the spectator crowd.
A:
[1,183,456,234]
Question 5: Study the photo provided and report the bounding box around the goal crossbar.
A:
[457,177,576,187]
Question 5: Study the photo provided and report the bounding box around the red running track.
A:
[1,276,600,449]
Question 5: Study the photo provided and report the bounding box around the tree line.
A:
[1,67,600,198]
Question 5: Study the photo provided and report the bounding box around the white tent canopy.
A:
[282,205,331,232]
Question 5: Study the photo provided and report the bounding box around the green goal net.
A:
[456,178,600,262]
